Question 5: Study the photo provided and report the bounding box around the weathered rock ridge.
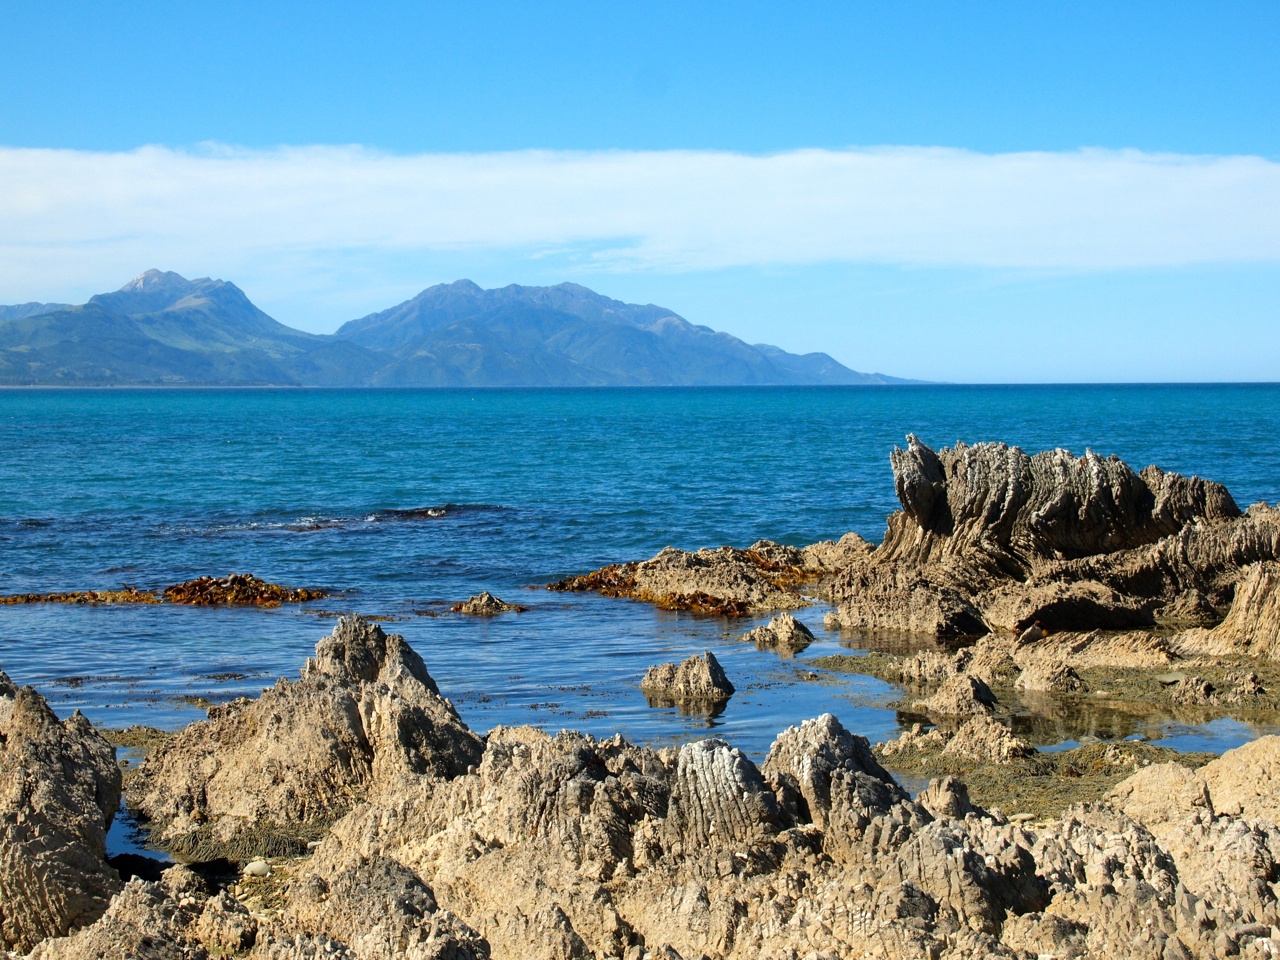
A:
[832,435,1279,639]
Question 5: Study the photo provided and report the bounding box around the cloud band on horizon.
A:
[3,144,1280,291]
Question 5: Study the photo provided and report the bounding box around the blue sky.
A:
[1,1,1278,381]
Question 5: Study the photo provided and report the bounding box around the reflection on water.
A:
[641,695,728,723]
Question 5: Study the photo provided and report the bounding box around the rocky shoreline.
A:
[4,436,1280,959]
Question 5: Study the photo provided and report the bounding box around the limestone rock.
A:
[1199,735,1280,823]
[916,776,976,820]
[913,674,998,717]
[1175,562,1280,658]
[1013,660,1087,694]
[24,878,199,960]
[739,612,815,655]
[799,531,872,570]
[640,651,734,703]
[831,436,1271,641]
[450,591,524,615]
[940,716,1035,764]
[664,739,782,848]
[1155,588,1223,628]
[0,672,122,953]
[980,579,1156,633]
[126,616,483,860]
[885,435,1239,565]
[1107,762,1213,831]
[761,713,905,829]
[830,564,988,639]
[285,855,487,959]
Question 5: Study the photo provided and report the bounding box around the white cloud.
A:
[2,143,1279,310]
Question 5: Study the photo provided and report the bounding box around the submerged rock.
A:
[0,585,159,605]
[162,572,327,606]
[126,616,483,861]
[640,651,735,704]
[450,591,526,615]
[0,672,122,953]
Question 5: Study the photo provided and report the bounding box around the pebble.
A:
[244,860,271,878]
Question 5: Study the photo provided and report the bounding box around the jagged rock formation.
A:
[640,651,735,705]
[832,435,1279,640]
[0,672,122,953]
[450,591,525,615]
[739,612,815,656]
[125,616,483,860]
[17,645,1280,959]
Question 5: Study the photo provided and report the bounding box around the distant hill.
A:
[0,271,384,386]
[0,272,917,387]
[334,280,913,386]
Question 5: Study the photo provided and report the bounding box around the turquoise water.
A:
[1,384,1279,759]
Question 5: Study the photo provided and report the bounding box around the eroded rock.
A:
[832,436,1272,642]
[640,651,734,704]
[126,616,483,861]
[0,672,122,953]
[913,674,998,717]
[739,612,815,655]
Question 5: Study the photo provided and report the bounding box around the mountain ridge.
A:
[0,270,919,387]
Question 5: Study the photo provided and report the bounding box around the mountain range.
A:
[0,270,915,387]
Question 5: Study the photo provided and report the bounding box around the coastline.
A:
[5,429,1280,956]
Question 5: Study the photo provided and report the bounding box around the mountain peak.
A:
[120,269,194,293]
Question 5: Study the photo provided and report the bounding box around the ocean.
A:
[2,384,1279,763]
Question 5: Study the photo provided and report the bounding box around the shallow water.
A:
[2,385,1279,761]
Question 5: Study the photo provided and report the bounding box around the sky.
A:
[1,1,1278,382]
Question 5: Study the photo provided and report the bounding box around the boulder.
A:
[126,616,483,861]
[916,776,976,820]
[0,672,122,953]
[640,651,734,703]
[831,436,1271,642]
[738,612,815,655]
[884,435,1239,565]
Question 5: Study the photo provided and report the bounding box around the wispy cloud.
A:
[2,143,1279,305]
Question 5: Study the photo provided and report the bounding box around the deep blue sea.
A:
[2,385,1279,764]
